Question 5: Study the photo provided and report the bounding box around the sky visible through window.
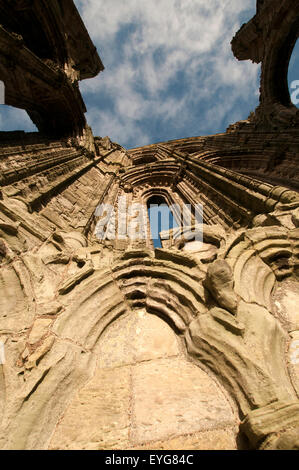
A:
[289,39,299,108]
[148,203,178,249]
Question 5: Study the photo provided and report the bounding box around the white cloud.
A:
[0,106,37,132]
[75,0,260,148]
[87,106,151,146]
[0,2,260,148]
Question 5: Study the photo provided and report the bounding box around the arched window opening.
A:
[288,38,299,108]
[147,195,178,249]
[134,155,157,165]
[0,105,37,133]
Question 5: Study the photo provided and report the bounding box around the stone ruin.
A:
[0,0,298,450]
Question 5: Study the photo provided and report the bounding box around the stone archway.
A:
[49,309,239,450]
[1,226,298,450]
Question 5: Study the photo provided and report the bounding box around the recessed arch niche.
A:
[49,309,239,450]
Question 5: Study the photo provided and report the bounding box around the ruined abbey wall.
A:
[0,0,298,450]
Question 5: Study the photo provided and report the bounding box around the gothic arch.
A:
[262,15,299,109]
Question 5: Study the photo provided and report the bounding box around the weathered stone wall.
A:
[231,0,299,131]
[0,0,103,139]
[49,310,239,450]
[0,0,299,450]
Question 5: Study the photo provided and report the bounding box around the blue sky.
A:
[0,1,298,149]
